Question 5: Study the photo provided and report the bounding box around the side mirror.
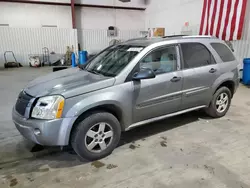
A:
[132,68,156,80]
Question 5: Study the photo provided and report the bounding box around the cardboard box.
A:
[153,28,165,37]
[148,28,165,37]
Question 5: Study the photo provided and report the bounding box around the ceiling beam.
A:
[0,0,146,10]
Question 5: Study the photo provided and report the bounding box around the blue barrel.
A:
[79,51,88,65]
[243,58,250,85]
[71,52,76,67]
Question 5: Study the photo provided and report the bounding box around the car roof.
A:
[121,35,222,47]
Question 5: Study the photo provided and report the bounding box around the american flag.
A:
[199,0,247,40]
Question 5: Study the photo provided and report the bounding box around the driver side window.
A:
[139,46,177,75]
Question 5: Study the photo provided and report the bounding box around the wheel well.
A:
[69,104,123,143]
[215,80,235,97]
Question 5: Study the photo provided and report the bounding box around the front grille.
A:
[15,91,33,116]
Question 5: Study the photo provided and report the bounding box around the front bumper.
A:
[12,108,76,146]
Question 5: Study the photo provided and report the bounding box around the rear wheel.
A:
[71,112,121,161]
[205,87,232,118]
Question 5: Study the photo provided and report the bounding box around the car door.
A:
[132,45,183,123]
[180,42,220,110]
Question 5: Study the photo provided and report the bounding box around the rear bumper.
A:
[12,108,77,146]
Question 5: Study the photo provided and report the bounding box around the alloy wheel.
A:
[84,122,114,153]
[216,92,229,113]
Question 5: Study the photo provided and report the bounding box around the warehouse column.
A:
[71,0,76,28]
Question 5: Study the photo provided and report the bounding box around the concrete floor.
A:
[1,67,250,188]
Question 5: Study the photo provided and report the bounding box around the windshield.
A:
[85,45,144,77]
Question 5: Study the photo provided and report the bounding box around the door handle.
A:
[171,76,181,82]
[209,68,217,73]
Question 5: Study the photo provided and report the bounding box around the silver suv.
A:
[12,36,239,160]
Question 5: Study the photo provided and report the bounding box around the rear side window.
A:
[211,43,235,62]
[181,43,216,69]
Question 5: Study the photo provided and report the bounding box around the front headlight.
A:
[31,95,65,120]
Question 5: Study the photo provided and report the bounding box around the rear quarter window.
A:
[181,43,216,69]
[210,43,235,62]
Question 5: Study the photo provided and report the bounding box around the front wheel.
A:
[71,112,121,161]
[205,86,232,118]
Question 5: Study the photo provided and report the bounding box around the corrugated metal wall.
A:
[78,29,143,54]
[232,0,250,69]
[0,28,143,67]
[0,28,78,67]
[1,25,249,68]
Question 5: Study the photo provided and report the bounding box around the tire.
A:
[205,86,232,118]
[71,112,121,161]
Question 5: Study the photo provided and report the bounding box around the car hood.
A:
[24,68,115,98]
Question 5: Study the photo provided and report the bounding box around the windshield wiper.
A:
[102,72,116,77]
[87,70,101,75]
[87,69,115,77]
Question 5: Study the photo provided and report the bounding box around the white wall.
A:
[77,0,146,8]
[27,0,146,7]
[76,7,145,30]
[0,0,145,66]
[76,6,145,53]
[0,28,78,67]
[0,2,72,28]
[145,0,250,68]
[78,30,142,53]
[30,0,69,2]
[0,1,145,29]
[145,0,202,35]
[232,1,250,69]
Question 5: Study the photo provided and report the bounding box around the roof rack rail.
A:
[126,36,147,42]
[162,35,188,38]
[182,35,217,39]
